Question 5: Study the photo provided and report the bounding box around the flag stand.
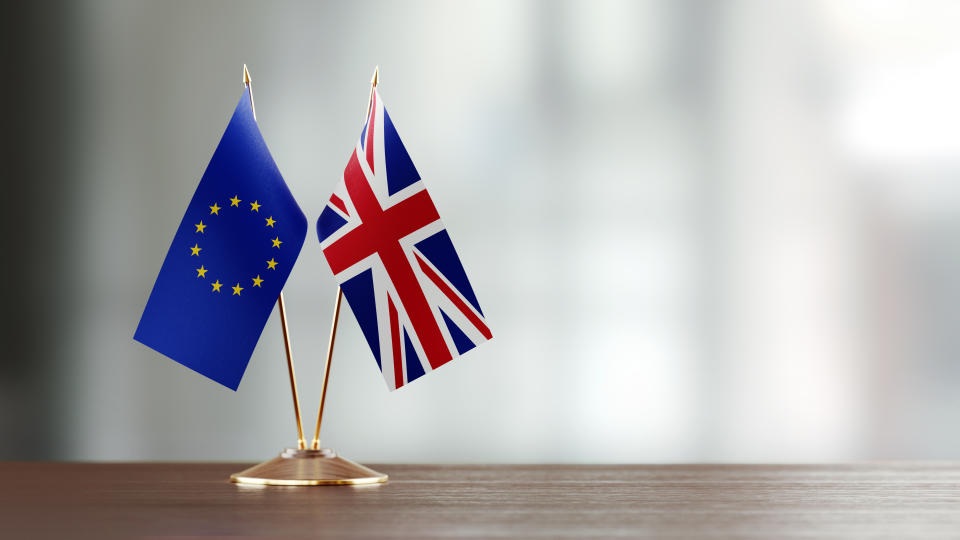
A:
[230,65,388,486]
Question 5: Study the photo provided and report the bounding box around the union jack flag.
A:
[317,88,491,390]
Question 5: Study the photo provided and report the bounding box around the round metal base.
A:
[230,448,388,486]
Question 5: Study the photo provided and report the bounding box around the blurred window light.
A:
[822,0,960,164]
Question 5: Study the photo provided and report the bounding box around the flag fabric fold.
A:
[135,89,307,390]
[317,89,491,390]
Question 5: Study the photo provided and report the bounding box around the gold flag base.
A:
[230,448,388,486]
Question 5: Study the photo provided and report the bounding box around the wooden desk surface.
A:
[2,462,959,538]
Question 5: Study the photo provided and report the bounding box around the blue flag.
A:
[135,88,307,390]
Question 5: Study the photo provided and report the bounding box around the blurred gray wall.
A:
[3,0,959,462]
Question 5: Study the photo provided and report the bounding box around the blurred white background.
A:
[3,0,959,462]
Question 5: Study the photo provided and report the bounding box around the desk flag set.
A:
[135,66,490,486]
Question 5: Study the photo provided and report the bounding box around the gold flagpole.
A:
[230,65,386,486]
[310,65,378,450]
[310,288,341,450]
[244,63,306,450]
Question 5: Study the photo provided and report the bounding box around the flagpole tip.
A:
[370,65,379,87]
[243,64,252,86]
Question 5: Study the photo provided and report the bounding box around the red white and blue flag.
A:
[317,89,491,390]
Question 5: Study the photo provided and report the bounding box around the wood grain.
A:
[1,462,959,538]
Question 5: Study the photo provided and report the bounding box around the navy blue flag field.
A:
[135,88,307,390]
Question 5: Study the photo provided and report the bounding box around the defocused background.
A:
[3,0,959,462]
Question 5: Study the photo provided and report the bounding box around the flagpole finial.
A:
[242,64,257,120]
[364,66,379,121]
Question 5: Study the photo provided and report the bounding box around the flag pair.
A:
[134,77,490,391]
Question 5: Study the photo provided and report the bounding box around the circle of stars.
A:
[189,195,282,296]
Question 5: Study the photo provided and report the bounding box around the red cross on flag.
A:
[316,88,491,390]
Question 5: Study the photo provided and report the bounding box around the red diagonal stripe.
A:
[415,253,492,340]
[329,193,349,216]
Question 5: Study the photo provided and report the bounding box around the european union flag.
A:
[135,88,307,390]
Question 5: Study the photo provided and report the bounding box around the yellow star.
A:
[252,275,263,287]
[230,195,241,207]
[195,221,206,234]
[196,265,207,278]
[211,280,222,292]
[190,243,202,256]
[265,216,276,227]
[250,200,261,212]
[266,258,278,270]
[209,203,221,215]
[272,236,282,248]
[232,283,243,296]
